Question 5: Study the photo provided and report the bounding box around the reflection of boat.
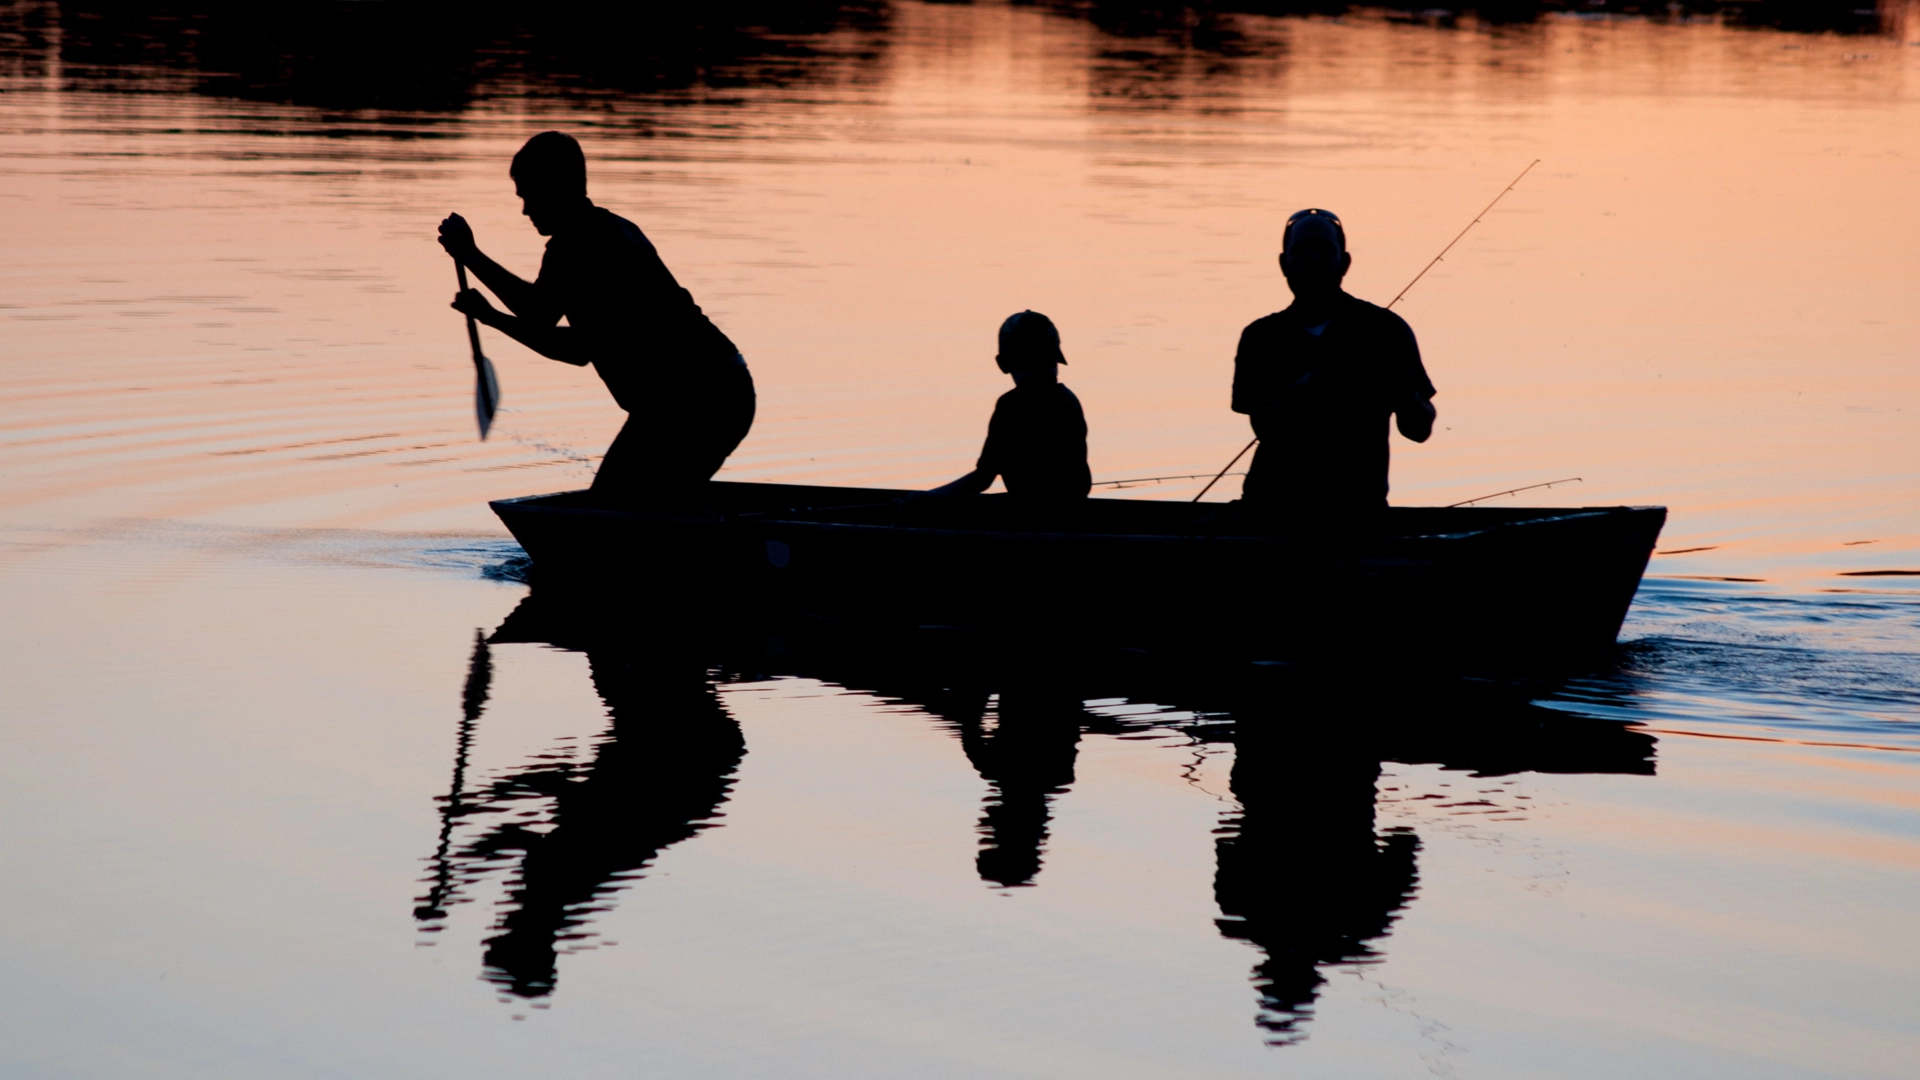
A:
[444,592,1657,1035]
[492,482,1666,677]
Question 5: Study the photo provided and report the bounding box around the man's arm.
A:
[1231,319,1309,426]
[1395,397,1435,442]
[1229,324,1263,416]
[450,291,589,366]
[438,214,561,326]
[1385,311,1436,443]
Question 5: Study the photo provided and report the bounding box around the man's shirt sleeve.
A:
[1230,321,1266,416]
[1384,312,1436,408]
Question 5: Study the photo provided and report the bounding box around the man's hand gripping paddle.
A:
[456,261,502,440]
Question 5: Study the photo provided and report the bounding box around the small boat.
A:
[491,482,1666,679]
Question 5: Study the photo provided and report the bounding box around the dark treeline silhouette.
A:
[446,590,1655,1037]
[13,1,889,111]
[1048,0,1899,38]
[4,0,1895,111]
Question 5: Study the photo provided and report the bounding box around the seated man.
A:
[438,130,754,504]
[928,310,1092,504]
[1231,209,1436,518]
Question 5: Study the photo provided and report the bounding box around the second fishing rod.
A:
[1189,160,1540,503]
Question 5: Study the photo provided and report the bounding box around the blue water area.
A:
[1558,577,1920,750]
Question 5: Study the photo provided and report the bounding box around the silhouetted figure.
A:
[414,640,745,999]
[438,131,754,504]
[1213,706,1419,1044]
[949,686,1086,888]
[1232,209,1436,517]
[928,311,1092,504]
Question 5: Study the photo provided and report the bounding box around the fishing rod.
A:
[1093,470,1247,490]
[1190,159,1542,504]
[1446,476,1581,508]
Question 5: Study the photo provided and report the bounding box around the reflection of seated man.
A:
[437,130,755,505]
[926,311,1092,505]
[1230,210,1436,519]
[1214,712,1419,1044]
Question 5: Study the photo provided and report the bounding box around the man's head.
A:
[510,131,590,235]
[1279,208,1351,300]
[996,310,1066,379]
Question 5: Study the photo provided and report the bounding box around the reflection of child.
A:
[927,311,1092,503]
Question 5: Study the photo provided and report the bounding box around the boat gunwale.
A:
[491,488,1662,547]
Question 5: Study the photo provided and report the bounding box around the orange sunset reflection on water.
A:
[2,2,1916,586]
[2,4,1919,1078]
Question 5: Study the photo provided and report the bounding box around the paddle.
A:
[455,260,501,440]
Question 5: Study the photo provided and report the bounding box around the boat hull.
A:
[490,483,1665,678]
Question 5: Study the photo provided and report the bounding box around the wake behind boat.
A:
[491,482,1665,679]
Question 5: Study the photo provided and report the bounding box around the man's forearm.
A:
[477,310,589,366]
[464,251,550,322]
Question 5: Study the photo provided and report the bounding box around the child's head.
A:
[996,310,1066,378]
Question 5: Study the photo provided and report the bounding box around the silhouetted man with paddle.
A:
[438,131,754,504]
[1231,209,1435,520]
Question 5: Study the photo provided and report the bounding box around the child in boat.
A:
[926,310,1092,503]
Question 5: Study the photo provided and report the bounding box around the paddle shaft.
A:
[1190,159,1541,504]
[455,260,502,440]
[456,262,484,361]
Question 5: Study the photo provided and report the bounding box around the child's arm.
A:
[926,467,994,498]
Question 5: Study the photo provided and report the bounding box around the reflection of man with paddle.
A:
[438,131,755,503]
[1230,209,1436,519]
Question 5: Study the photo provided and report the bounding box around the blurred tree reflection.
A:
[38,1,891,111]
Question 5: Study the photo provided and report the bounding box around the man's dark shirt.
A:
[977,381,1092,501]
[535,205,740,413]
[1231,292,1435,508]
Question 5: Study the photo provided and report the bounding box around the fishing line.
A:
[1191,159,1542,504]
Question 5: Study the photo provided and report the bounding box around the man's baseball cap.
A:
[1283,208,1346,253]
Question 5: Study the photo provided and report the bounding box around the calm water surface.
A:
[2,2,1918,1077]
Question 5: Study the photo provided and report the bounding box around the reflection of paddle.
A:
[456,261,501,440]
[412,629,492,924]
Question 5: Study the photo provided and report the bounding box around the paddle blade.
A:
[474,353,500,440]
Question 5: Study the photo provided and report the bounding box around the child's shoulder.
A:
[996,382,1082,407]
